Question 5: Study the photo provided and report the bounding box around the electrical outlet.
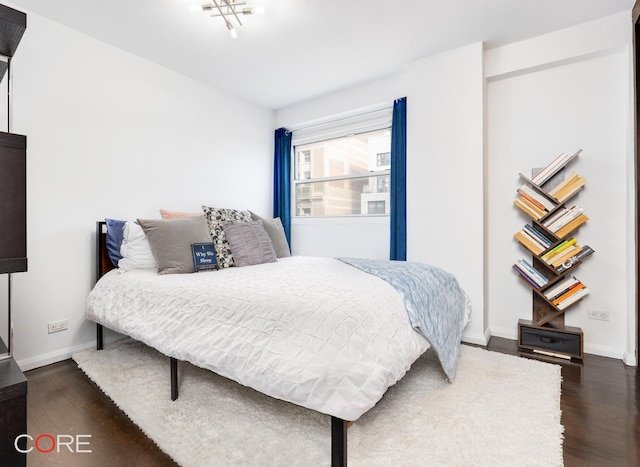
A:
[588,310,610,321]
[48,319,68,334]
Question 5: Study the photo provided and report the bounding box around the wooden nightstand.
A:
[0,356,27,466]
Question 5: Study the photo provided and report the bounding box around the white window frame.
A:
[290,106,393,219]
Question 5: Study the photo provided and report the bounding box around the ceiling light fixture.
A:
[198,0,265,38]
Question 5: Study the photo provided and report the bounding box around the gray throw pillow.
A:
[249,211,291,258]
[137,216,213,274]
[222,220,277,267]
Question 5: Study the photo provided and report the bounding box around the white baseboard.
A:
[462,329,489,346]
[17,334,125,372]
[623,350,637,366]
[487,325,518,341]
[582,342,627,362]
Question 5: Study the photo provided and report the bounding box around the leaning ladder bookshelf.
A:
[512,150,593,360]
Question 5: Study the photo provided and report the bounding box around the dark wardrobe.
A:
[0,5,26,276]
[0,5,27,466]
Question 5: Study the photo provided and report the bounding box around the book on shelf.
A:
[517,258,549,284]
[555,245,594,273]
[514,231,544,255]
[523,224,553,248]
[532,150,581,186]
[556,287,589,310]
[552,282,585,305]
[547,278,582,302]
[544,245,579,269]
[514,259,549,287]
[544,276,580,300]
[512,264,544,289]
[531,152,568,185]
[514,197,545,220]
[542,206,569,228]
[541,238,577,262]
[554,214,589,238]
[575,245,594,261]
[517,190,546,211]
[520,228,547,248]
[517,184,556,211]
[549,245,581,268]
[549,171,586,203]
[545,206,584,232]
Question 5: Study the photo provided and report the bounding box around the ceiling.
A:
[8,0,635,110]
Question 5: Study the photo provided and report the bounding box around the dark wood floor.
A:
[22,337,638,466]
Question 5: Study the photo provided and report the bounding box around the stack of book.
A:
[512,259,549,289]
[541,205,588,237]
[543,276,589,310]
[532,150,581,186]
[540,238,580,268]
[514,184,556,219]
[513,224,554,255]
[548,171,587,203]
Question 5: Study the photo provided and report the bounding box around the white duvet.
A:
[86,256,430,421]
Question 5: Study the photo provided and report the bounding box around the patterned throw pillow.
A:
[202,206,252,268]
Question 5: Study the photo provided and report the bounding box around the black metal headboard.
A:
[96,221,116,283]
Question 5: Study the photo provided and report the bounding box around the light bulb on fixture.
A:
[242,6,265,15]
[225,20,238,39]
[197,1,263,36]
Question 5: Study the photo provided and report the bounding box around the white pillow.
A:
[118,221,157,271]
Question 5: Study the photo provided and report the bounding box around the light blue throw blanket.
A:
[339,257,470,382]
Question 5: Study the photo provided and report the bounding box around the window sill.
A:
[291,216,389,225]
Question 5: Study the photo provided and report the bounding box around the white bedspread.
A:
[86,256,435,421]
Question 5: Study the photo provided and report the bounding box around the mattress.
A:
[86,256,465,421]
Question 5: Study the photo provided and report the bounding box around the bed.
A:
[86,215,471,466]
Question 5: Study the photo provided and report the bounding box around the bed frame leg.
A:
[170,357,178,401]
[96,324,103,350]
[331,416,347,467]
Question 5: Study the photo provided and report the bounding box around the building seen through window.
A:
[294,128,391,216]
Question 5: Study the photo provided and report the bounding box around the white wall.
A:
[276,75,407,129]
[407,43,486,345]
[485,12,635,363]
[4,11,274,370]
[291,217,390,259]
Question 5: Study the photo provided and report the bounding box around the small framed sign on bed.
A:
[191,242,218,272]
[87,214,471,466]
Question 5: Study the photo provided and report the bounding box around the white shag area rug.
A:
[73,339,563,467]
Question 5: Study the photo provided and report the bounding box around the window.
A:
[367,200,386,214]
[293,127,391,217]
[377,175,390,193]
[376,152,390,167]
